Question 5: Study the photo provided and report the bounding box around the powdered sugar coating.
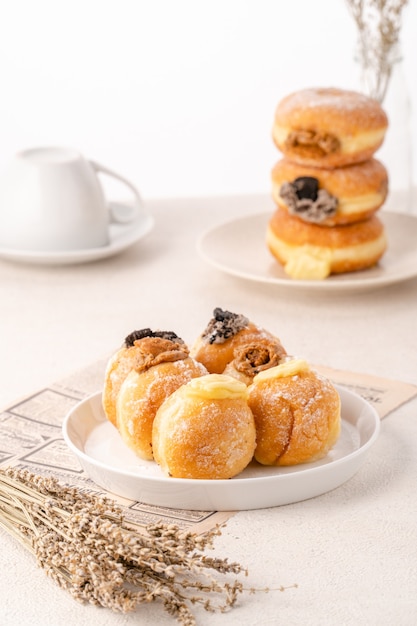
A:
[102,346,143,427]
[116,358,207,460]
[153,376,256,479]
[272,87,388,167]
[248,368,341,466]
[275,87,388,131]
[102,334,189,427]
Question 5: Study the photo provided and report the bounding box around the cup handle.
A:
[90,160,145,224]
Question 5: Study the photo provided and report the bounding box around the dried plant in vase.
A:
[0,468,251,625]
[345,0,409,103]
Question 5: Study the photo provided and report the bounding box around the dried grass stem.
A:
[346,0,409,102]
[0,468,247,625]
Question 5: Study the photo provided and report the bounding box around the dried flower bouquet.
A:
[0,468,247,625]
[345,0,409,102]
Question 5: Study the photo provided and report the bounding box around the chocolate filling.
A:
[293,176,319,201]
[202,308,249,345]
[280,177,338,223]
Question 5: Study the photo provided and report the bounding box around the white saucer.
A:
[62,386,380,511]
[0,212,154,265]
[197,210,417,292]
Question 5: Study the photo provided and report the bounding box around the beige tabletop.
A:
[0,194,416,626]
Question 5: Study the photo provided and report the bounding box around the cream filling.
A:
[184,374,248,400]
[273,184,384,216]
[284,248,333,279]
[341,129,386,153]
[253,358,310,383]
[267,227,387,280]
[273,125,386,155]
[338,193,384,214]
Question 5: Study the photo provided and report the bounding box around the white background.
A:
[0,0,415,200]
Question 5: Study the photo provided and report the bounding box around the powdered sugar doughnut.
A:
[102,329,188,427]
[272,157,388,226]
[117,356,207,460]
[266,208,387,279]
[272,87,388,168]
[152,374,256,479]
[248,359,341,466]
[191,308,287,374]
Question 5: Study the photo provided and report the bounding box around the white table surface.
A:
[0,194,416,626]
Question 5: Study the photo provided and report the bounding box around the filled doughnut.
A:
[115,334,207,460]
[152,374,256,479]
[223,338,289,385]
[191,307,287,374]
[272,87,388,168]
[102,329,187,427]
[266,208,387,279]
[272,157,388,226]
[248,359,341,466]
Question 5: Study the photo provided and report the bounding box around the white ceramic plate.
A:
[197,210,417,291]
[0,210,154,265]
[62,386,380,511]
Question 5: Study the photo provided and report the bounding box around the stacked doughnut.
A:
[267,87,389,279]
[103,309,341,479]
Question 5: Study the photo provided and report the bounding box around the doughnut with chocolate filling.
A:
[272,87,388,168]
[272,157,388,226]
[191,308,287,374]
[266,208,387,279]
[248,359,341,466]
[115,334,207,460]
[152,374,256,479]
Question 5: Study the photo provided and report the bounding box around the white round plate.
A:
[197,210,417,291]
[62,386,380,511]
[0,211,154,265]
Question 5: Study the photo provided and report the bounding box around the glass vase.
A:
[355,42,413,212]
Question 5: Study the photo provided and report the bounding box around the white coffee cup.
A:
[0,146,144,251]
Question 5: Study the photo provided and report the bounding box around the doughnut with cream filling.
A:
[248,359,341,466]
[266,208,387,279]
[152,374,256,479]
